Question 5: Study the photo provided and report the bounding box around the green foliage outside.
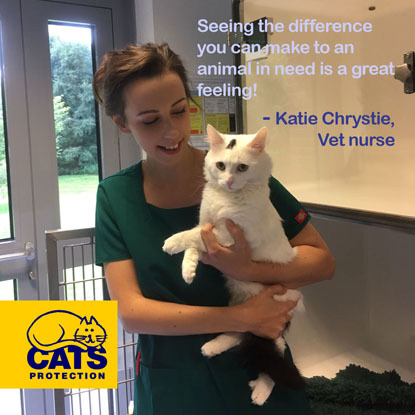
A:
[0,32,99,238]
[49,34,98,175]
[307,364,415,414]
[0,34,98,190]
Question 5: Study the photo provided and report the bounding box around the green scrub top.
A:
[95,161,312,414]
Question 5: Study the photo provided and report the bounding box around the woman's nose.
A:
[163,122,180,140]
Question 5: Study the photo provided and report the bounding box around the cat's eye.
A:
[237,164,249,172]
[216,162,226,170]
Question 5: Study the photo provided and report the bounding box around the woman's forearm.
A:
[121,296,244,336]
[245,245,336,289]
[120,284,297,340]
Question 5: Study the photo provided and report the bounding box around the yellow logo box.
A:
[0,301,118,389]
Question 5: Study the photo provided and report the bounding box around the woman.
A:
[94,43,335,414]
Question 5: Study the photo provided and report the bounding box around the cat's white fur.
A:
[163,124,304,405]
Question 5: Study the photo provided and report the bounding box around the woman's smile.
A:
[157,139,183,154]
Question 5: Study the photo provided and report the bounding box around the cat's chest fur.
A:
[200,182,294,264]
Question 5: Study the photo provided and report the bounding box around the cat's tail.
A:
[237,332,306,390]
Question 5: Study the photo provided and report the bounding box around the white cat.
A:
[163,124,305,405]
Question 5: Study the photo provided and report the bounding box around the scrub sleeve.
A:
[95,161,312,415]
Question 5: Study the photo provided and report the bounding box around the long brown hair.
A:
[93,43,192,121]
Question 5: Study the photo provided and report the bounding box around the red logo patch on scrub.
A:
[294,209,307,224]
[136,351,141,376]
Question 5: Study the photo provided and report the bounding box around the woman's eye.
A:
[142,108,185,125]
[237,164,249,172]
[216,162,226,170]
[142,118,159,125]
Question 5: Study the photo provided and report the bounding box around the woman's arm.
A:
[104,259,297,338]
[200,220,336,289]
[247,222,335,288]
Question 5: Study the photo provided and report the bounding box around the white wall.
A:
[243,0,415,218]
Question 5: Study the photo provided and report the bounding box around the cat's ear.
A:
[206,124,225,149]
[80,317,87,325]
[247,127,267,154]
[90,316,98,325]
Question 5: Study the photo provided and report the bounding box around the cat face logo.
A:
[74,316,107,349]
[27,310,108,373]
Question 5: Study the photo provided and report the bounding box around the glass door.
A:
[20,0,117,307]
[22,2,116,414]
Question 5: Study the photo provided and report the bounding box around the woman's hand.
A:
[236,284,297,339]
[200,220,252,280]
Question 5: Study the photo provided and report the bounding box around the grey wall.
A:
[135,0,233,81]
[288,215,415,379]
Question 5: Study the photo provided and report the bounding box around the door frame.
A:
[0,0,37,301]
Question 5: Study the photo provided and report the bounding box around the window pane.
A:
[48,23,100,230]
[0,27,12,240]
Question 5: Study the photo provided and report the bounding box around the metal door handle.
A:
[395,63,412,82]
[394,51,414,94]
[0,242,36,280]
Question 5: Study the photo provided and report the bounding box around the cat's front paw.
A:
[162,234,185,255]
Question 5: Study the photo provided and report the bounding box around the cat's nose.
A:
[226,179,233,189]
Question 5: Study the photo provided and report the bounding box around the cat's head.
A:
[204,124,272,191]
[75,316,107,348]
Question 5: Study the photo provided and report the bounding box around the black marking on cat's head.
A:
[226,139,237,149]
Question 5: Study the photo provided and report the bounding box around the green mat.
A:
[306,364,415,414]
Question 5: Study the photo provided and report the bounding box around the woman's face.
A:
[116,71,191,166]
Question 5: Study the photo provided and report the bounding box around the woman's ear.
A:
[111,116,131,134]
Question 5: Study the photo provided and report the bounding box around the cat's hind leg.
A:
[182,247,200,284]
[274,336,287,355]
[249,373,275,406]
[201,332,243,358]
[273,289,305,315]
